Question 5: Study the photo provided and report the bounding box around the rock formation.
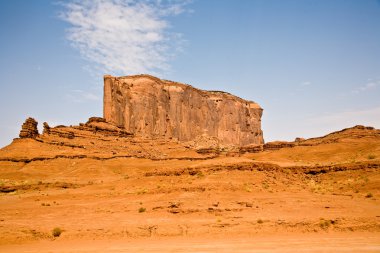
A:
[19,117,39,139]
[43,122,51,135]
[103,74,264,146]
[263,141,295,150]
[84,117,133,137]
[239,144,264,154]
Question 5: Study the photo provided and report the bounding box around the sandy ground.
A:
[1,157,379,252]
[1,234,380,253]
[1,126,379,252]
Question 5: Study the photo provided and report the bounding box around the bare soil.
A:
[0,125,379,252]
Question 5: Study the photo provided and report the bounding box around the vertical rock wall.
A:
[104,74,264,146]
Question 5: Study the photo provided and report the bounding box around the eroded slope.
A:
[0,120,379,248]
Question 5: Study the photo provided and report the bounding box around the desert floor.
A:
[1,125,379,252]
[0,156,379,252]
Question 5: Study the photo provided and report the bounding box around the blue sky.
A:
[0,0,379,148]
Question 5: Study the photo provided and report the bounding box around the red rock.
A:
[103,74,264,146]
[263,141,295,150]
[19,117,39,139]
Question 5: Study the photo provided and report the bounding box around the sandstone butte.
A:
[103,74,264,146]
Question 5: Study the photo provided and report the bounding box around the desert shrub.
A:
[365,193,373,198]
[244,183,252,192]
[138,207,146,213]
[319,219,331,230]
[137,188,148,195]
[196,171,205,178]
[257,219,264,224]
[262,182,269,189]
[52,227,62,237]
[319,219,337,229]
[368,154,376,160]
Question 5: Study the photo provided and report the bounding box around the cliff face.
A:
[103,74,264,146]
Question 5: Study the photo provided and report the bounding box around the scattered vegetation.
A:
[138,207,146,213]
[243,183,252,192]
[360,176,369,184]
[319,220,331,229]
[137,188,148,195]
[367,154,376,160]
[257,219,264,224]
[52,227,62,237]
[196,171,205,178]
[112,167,122,175]
[319,219,336,230]
[365,193,373,198]
[262,182,269,190]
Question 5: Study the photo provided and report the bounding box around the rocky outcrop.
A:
[294,137,305,142]
[43,122,51,135]
[103,74,264,146]
[86,117,106,124]
[19,117,39,139]
[84,117,133,138]
[258,125,380,152]
[263,141,295,151]
[239,144,264,153]
[54,130,75,139]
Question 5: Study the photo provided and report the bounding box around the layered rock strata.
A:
[263,141,295,151]
[104,74,264,146]
[84,117,133,137]
[19,117,39,138]
[43,122,51,135]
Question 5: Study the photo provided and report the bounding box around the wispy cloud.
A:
[59,0,190,76]
[301,81,311,86]
[65,89,101,103]
[352,79,379,94]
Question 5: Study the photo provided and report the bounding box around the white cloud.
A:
[65,89,101,103]
[352,79,379,94]
[301,81,311,86]
[60,0,190,76]
[359,81,378,91]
